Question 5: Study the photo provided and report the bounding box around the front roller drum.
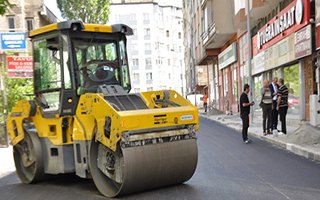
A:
[13,130,44,184]
[89,139,198,197]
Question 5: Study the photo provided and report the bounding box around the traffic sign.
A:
[0,32,27,50]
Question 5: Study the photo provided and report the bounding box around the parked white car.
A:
[186,94,204,108]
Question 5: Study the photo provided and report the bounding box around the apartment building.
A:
[0,0,58,54]
[183,0,318,124]
[109,0,186,95]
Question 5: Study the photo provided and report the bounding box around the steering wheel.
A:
[80,60,119,91]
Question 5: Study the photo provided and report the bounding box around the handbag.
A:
[259,92,265,108]
[259,100,264,108]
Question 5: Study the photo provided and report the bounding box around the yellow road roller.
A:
[6,20,199,197]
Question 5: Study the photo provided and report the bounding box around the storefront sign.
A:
[253,0,310,55]
[253,34,296,75]
[295,24,312,59]
[315,0,320,49]
[253,51,265,75]
[218,42,237,70]
[0,32,27,50]
[7,56,33,78]
[257,0,303,50]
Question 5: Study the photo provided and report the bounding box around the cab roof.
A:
[29,20,133,38]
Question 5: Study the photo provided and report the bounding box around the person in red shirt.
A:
[203,92,208,113]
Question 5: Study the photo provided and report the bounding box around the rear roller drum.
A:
[89,138,198,197]
[13,130,44,184]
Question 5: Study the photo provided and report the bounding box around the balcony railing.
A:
[146,79,153,84]
[145,50,152,55]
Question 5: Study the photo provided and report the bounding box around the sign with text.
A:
[0,32,27,50]
[7,56,33,78]
[253,0,310,56]
[218,42,237,70]
[315,0,320,49]
[294,24,312,59]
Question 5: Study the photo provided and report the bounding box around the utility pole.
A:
[0,53,8,146]
[246,0,254,120]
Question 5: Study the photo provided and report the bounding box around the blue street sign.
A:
[0,32,27,50]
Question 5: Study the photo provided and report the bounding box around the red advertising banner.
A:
[7,56,33,78]
[252,0,310,56]
[315,0,320,49]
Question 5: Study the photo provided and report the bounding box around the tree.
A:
[56,0,110,24]
[6,78,33,112]
[0,0,15,16]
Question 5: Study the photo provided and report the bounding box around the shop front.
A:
[251,0,313,121]
[218,42,238,114]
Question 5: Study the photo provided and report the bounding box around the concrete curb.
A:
[200,114,320,163]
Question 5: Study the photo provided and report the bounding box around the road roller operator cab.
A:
[7,21,199,197]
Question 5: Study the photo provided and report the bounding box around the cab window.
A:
[73,38,120,94]
[33,36,62,112]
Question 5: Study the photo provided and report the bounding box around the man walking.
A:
[261,80,273,135]
[240,84,254,144]
[277,78,289,134]
[203,92,208,113]
[269,77,279,132]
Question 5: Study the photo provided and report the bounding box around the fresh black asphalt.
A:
[0,117,320,200]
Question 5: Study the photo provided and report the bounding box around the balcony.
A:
[234,0,283,30]
[145,50,152,55]
[145,65,152,70]
[131,65,139,70]
[202,0,236,49]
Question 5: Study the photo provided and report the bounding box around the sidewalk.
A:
[200,109,320,162]
[0,146,15,178]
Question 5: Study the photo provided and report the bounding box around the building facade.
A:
[109,0,186,95]
[184,0,320,124]
[0,0,58,54]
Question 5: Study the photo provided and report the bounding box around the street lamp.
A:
[246,0,254,120]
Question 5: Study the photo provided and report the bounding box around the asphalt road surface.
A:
[1,117,320,200]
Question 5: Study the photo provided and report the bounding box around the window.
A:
[134,88,140,93]
[147,87,153,91]
[7,16,15,32]
[26,18,34,31]
[132,58,139,66]
[178,32,182,39]
[34,36,62,111]
[145,43,151,54]
[119,40,131,91]
[143,13,149,21]
[144,28,151,39]
[62,35,72,89]
[179,46,182,53]
[133,28,137,35]
[145,58,152,66]
[146,72,153,80]
[168,59,171,65]
[155,42,159,50]
[74,38,121,93]
[167,44,170,51]
[168,73,171,79]
[145,43,151,51]
[133,73,140,82]
[166,30,169,37]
